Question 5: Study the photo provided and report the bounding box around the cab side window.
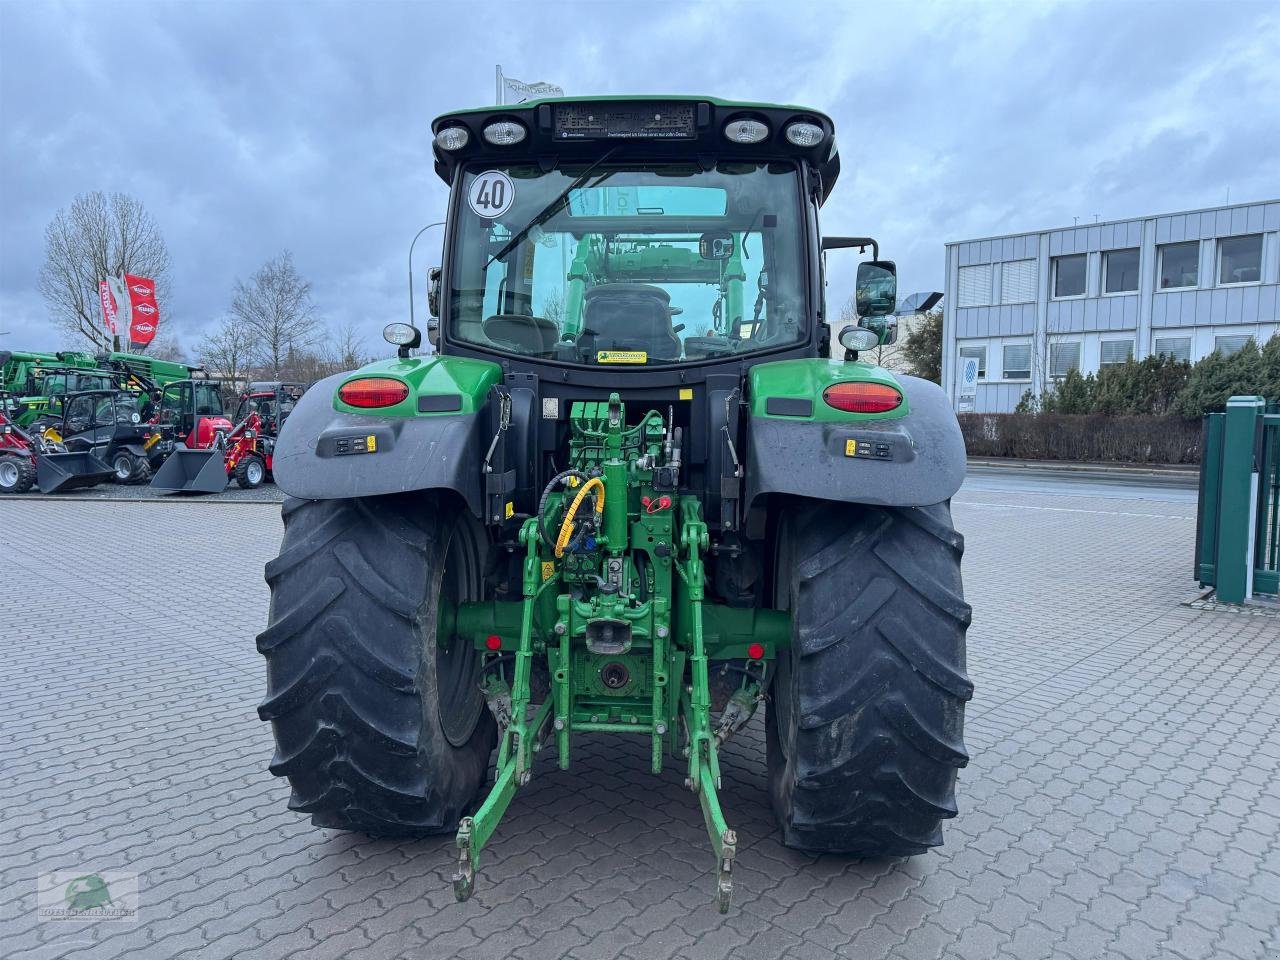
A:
[64,395,94,434]
[195,385,222,416]
[161,384,189,423]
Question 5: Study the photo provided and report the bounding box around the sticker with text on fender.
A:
[334,434,378,456]
[596,351,648,364]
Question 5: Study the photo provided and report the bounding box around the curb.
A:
[967,457,1199,478]
[0,494,282,505]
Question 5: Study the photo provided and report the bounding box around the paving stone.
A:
[1,489,1277,960]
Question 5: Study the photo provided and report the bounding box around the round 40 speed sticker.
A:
[468,171,515,219]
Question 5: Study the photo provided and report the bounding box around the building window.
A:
[1218,235,1262,285]
[1001,259,1036,304]
[1099,339,1134,368]
[1158,241,1199,289]
[1103,248,1140,294]
[1002,343,1032,380]
[1049,341,1081,378]
[958,345,987,379]
[1051,254,1086,298]
[957,264,992,306]
[1215,335,1253,356]
[1153,337,1192,363]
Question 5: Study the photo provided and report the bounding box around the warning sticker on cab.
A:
[596,351,648,364]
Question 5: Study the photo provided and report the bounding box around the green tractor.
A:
[0,349,200,426]
[257,96,972,911]
[0,351,113,426]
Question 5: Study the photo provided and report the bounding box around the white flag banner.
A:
[498,67,563,104]
[107,276,132,329]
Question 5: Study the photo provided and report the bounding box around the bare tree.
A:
[835,295,911,370]
[271,324,371,384]
[197,316,255,389]
[230,251,320,377]
[326,320,368,371]
[38,191,172,351]
[146,334,189,363]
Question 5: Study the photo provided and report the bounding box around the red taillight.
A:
[747,642,765,661]
[485,635,502,651]
[338,377,409,409]
[822,382,903,414]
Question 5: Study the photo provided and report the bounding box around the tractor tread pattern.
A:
[770,500,972,857]
[257,494,493,836]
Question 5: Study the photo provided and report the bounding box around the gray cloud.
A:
[2,0,1277,353]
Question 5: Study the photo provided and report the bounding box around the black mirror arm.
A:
[821,236,879,260]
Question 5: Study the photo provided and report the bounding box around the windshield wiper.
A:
[485,148,620,269]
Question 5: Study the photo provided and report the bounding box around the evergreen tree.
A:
[900,309,943,383]
[1174,340,1264,416]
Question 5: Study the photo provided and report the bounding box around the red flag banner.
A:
[99,279,120,335]
[125,274,160,346]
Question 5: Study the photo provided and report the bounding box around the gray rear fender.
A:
[745,374,966,509]
[271,373,485,513]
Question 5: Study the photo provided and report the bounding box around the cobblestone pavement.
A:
[0,479,286,503]
[2,484,1277,960]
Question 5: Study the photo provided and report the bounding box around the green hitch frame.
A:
[451,394,783,911]
[453,519,551,902]
[676,496,737,911]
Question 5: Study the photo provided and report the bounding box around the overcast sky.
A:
[1,0,1277,356]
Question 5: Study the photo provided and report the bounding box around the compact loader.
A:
[257,96,972,911]
[150,381,303,492]
[148,379,235,493]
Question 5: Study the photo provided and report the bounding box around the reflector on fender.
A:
[822,382,903,414]
[338,377,410,408]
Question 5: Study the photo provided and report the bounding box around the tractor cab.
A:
[18,366,119,425]
[233,382,306,437]
[424,99,901,376]
[51,389,166,484]
[156,379,231,448]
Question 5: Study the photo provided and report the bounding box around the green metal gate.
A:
[1196,396,1280,603]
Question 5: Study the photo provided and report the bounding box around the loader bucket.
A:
[36,452,115,494]
[150,447,228,494]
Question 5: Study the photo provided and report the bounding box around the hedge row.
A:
[958,413,1202,464]
[1019,334,1280,418]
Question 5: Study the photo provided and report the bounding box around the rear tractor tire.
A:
[235,454,266,489]
[767,500,973,856]
[257,493,496,835]
[0,454,37,494]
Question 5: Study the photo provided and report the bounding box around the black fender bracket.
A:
[271,373,485,513]
[744,374,965,509]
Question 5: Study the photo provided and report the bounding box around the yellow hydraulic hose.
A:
[555,477,605,558]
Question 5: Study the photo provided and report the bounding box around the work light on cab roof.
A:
[257,93,970,918]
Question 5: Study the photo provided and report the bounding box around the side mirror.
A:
[427,266,442,318]
[699,230,734,261]
[861,316,898,346]
[856,260,897,318]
